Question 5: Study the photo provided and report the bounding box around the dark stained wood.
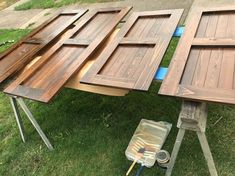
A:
[63,39,90,46]
[4,7,132,103]
[159,6,235,105]
[80,9,183,90]
[0,9,88,83]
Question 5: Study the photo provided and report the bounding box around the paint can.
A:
[156,150,170,168]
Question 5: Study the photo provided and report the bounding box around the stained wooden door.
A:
[159,7,235,105]
[0,9,88,83]
[4,7,132,103]
[80,9,183,90]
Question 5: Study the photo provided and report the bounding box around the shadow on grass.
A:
[0,82,234,176]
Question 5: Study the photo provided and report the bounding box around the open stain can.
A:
[156,150,170,168]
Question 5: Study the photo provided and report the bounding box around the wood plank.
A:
[159,6,235,105]
[204,48,223,88]
[0,44,40,81]
[65,28,130,97]
[192,48,211,87]
[24,46,85,89]
[181,12,210,85]
[135,11,184,90]
[218,48,235,89]
[81,9,183,90]
[204,13,219,38]
[4,7,132,103]
[195,14,209,38]
[0,9,88,83]
[176,85,235,105]
[215,13,229,38]
[159,8,203,95]
[24,38,45,44]
[192,38,235,46]
[64,39,90,46]
[180,49,201,85]
[120,38,156,45]
[226,14,235,38]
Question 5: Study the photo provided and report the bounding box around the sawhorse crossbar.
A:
[10,96,53,150]
[166,101,218,176]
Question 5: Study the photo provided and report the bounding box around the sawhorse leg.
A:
[165,101,218,176]
[10,96,53,150]
[10,97,26,143]
[165,128,185,176]
[197,131,218,176]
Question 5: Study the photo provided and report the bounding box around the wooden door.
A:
[4,7,132,103]
[80,9,183,90]
[0,9,88,83]
[159,7,235,105]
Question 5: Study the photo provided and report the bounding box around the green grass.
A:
[160,37,179,67]
[0,29,234,176]
[0,29,31,53]
[15,0,121,10]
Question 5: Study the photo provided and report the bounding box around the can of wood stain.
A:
[156,150,170,168]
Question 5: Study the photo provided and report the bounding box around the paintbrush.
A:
[126,147,145,176]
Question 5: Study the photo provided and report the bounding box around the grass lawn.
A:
[0,29,30,53]
[15,0,121,10]
[0,29,234,176]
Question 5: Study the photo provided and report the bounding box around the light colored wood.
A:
[192,38,235,46]
[197,132,218,176]
[166,101,218,176]
[177,101,207,132]
[165,128,185,176]
[177,85,235,105]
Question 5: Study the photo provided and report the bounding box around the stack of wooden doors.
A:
[1,6,235,105]
[1,7,183,103]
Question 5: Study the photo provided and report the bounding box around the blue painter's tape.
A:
[173,26,184,37]
[154,67,168,81]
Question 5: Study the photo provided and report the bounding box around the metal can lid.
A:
[156,150,170,164]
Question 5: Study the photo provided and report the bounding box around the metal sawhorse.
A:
[10,96,53,150]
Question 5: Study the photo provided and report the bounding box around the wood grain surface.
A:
[4,7,132,103]
[159,6,235,105]
[0,9,88,83]
[80,9,183,90]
